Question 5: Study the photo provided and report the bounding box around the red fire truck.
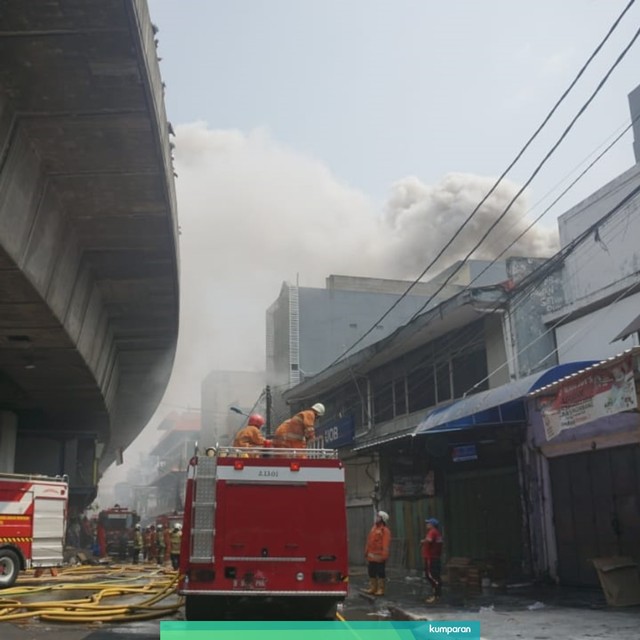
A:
[178,446,349,621]
[156,510,184,530]
[0,472,68,588]
[97,505,140,559]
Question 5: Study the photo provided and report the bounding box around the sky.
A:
[98,0,640,497]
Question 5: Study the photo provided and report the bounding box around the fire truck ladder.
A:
[190,456,217,563]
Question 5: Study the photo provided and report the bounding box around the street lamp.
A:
[230,406,249,417]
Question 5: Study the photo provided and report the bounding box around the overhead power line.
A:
[324,0,638,368]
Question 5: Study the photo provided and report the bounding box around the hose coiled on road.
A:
[0,564,182,623]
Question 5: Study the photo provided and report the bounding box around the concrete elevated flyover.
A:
[0,0,179,510]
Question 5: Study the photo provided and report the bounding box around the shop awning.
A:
[351,427,416,452]
[414,361,596,435]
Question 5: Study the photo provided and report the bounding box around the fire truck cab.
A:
[98,505,140,559]
[0,472,68,588]
[156,511,183,531]
[179,446,349,621]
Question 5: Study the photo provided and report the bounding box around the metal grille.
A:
[190,456,217,562]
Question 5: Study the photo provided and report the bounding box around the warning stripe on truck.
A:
[0,537,31,542]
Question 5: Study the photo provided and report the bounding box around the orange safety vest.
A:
[365,523,391,563]
[233,425,266,448]
[273,410,317,447]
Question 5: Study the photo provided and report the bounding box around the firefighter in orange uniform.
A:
[163,524,171,564]
[232,414,272,455]
[143,526,151,562]
[364,510,391,596]
[148,525,157,564]
[273,403,325,449]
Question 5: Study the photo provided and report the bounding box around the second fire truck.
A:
[0,472,68,588]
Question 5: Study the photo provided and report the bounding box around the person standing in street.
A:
[143,526,151,562]
[364,510,391,596]
[132,523,143,564]
[421,517,443,604]
[169,522,182,570]
[156,523,166,566]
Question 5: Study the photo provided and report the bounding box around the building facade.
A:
[284,258,570,576]
[266,271,510,423]
[522,152,640,586]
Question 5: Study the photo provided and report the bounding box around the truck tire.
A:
[185,595,221,621]
[0,549,20,589]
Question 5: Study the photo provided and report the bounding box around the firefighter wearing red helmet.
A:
[232,413,272,455]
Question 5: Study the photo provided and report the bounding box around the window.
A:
[394,378,407,415]
[373,379,394,424]
[407,365,436,412]
[435,361,451,402]
[452,348,489,397]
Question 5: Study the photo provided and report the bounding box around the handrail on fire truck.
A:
[201,446,339,459]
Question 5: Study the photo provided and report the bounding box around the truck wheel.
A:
[0,549,20,588]
[185,595,209,621]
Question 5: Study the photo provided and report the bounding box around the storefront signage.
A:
[314,414,355,449]
[392,470,435,497]
[539,356,638,441]
[451,444,478,462]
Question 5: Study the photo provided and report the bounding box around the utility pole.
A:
[265,385,272,437]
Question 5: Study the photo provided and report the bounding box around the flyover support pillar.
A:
[0,411,17,473]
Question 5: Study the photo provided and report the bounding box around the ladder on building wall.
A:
[288,284,300,386]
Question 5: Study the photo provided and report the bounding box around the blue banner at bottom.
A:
[162,621,481,640]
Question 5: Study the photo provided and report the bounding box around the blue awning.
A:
[414,361,597,435]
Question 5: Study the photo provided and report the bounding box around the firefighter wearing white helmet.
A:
[170,522,183,570]
[363,510,391,596]
[273,402,325,450]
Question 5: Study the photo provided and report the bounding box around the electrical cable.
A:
[293,196,640,430]
[324,2,639,368]
[404,23,640,327]
[272,108,639,411]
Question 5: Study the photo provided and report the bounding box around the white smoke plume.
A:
[381,173,560,277]
[171,121,559,390]
[98,121,559,494]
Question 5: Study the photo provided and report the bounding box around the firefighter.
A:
[364,510,391,596]
[170,522,182,570]
[163,522,171,564]
[156,524,166,565]
[232,413,272,455]
[148,525,157,563]
[143,526,151,562]
[132,523,143,564]
[272,403,325,449]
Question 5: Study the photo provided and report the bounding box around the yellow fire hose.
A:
[0,564,183,623]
